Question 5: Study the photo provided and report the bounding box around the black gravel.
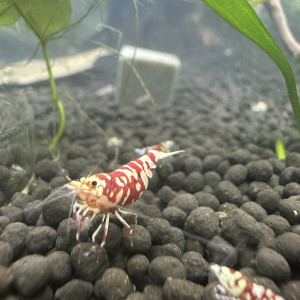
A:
[1,52,300,300]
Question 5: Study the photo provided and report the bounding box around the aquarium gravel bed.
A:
[1,66,300,300]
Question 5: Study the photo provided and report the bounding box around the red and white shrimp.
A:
[134,140,175,156]
[210,264,285,300]
[68,149,184,248]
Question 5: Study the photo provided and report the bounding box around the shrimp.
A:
[210,264,285,300]
[68,149,185,249]
[134,140,175,155]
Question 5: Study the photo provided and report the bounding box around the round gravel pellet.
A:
[262,215,291,236]
[166,171,186,191]
[123,225,152,254]
[0,166,11,189]
[227,149,252,165]
[281,280,300,300]
[185,207,219,240]
[224,164,247,185]
[143,285,163,300]
[35,158,58,182]
[253,247,291,283]
[55,279,93,300]
[157,162,174,180]
[218,202,238,213]
[162,278,204,300]
[67,144,89,159]
[1,205,22,223]
[183,156,202,174]
[182,251,208,283]
[221,209,261,246]
[94,268,133,300]
[0,222,28,259]
[194,192,220,211]
[272,232,300,266]
[91,222,122,256]
[127,254,149,278]
[256,189,280,214]
[248,181,271,200]
[0,216,9,235]
[283,182,300,197]
[206,235,238,268]
[217,160,231,176]
[149,243,182,261]
[183,172,205,193]
[11,254,52,297]
[70,243,109,282]
[0,240,13,267]
[157,186,176,206]
[203,171,222,190]
[168,226,185,253]
[202,155,222,172]
[22,200,42,226]
[279,167,300,186]
[167,193,198,216]
[125,292,146,300]
[25,225,57,254]
[46,251,72,286]
[286,152,300,167]
[240,201,267,222]
[162,207,187,228]
[247,160,273,182]
[50,176,69,189]
[258,222,276,249]
[146,218,171,245]
[148,256,186,285]
[11,192,33,209]
[56,218,89,253]
[30,179,53,200]
[215,181,242,206]
[41,185,75,228]
[0,265,13,297]
[268,158,285,174]
[278,196,300,225]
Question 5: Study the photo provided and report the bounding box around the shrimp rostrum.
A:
[68,149,185,248]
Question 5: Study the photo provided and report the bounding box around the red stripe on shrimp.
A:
[68,149,185,250]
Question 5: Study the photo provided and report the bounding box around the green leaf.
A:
[199,0,300,134]
[15,0,71,38]
[0,1,20,26]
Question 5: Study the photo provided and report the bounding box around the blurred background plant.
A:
[199,0,300,136]
[0,0,105,150]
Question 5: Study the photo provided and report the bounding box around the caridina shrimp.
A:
[210,264,285,300]
[134,140,175,155]
[63,147,185,252]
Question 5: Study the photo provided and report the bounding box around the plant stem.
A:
[41,41,65,150]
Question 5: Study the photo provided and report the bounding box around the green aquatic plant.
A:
[199,0,300,135]
[0,0,71,150]
[275,137,286,160]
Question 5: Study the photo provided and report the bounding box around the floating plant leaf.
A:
[199,0,300,134]
[15,0,71,38]
[0,1,20,26]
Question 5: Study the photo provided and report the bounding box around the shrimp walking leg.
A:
[115,210,134,246]
[101,213,110,248]
[91,214,106,244]
[117,207,138,225]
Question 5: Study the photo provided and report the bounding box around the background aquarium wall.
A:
[0,0,300,299]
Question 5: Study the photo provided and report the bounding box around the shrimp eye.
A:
[91,180,97,186]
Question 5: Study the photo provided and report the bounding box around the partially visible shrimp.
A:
[210,264,285,300]
[134,140,175,155]
[68,149,185,249]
